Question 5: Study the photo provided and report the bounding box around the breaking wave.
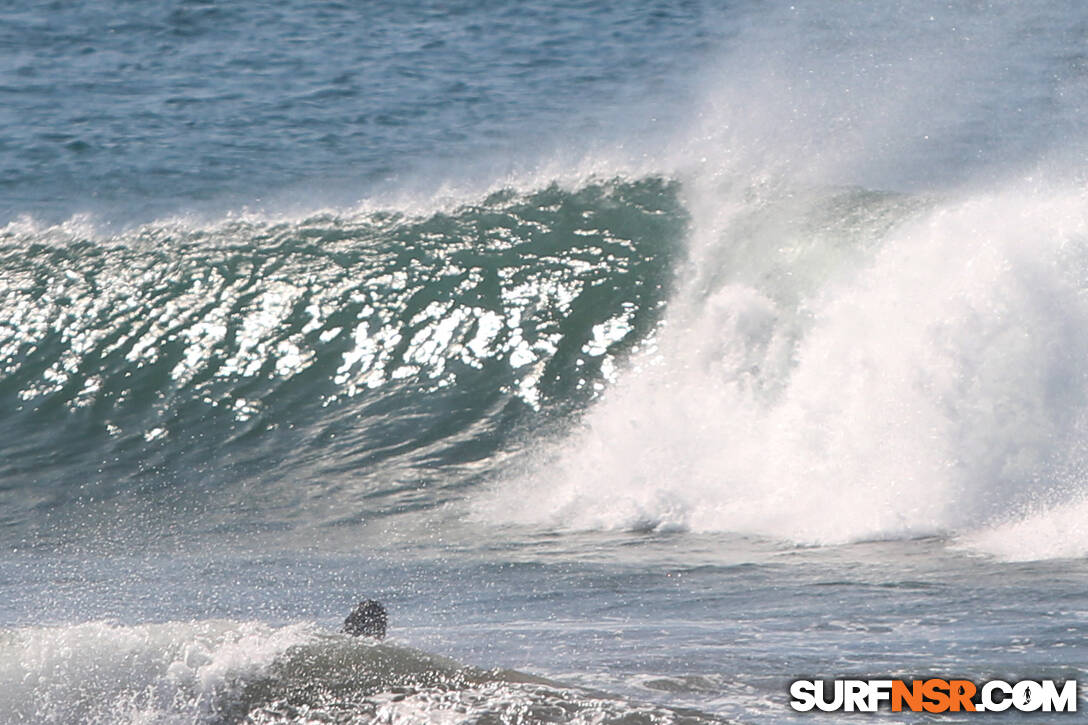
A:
[7,171,1088,561]
[485,179,1088,555]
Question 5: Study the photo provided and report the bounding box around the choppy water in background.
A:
[3,1,1088,722]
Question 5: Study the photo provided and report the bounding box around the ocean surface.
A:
[3,1,1088,722]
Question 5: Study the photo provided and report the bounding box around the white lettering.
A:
[789,680,817,712]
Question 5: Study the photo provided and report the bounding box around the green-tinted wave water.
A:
[0,177,686,543]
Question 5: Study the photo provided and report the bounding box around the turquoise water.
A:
[3,1,1088,722]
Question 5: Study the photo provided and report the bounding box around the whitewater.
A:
[2,1,1088,722]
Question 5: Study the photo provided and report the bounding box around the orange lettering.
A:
[892,680,923,712]
[922,679,951,713]
[948,680,976,712]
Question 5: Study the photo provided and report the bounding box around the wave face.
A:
[0,178,684,542]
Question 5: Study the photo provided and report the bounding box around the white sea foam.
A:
[480,0,1088,559]
[0,620,316,724]
[485,180,1088,551]
[959,495,1088,561]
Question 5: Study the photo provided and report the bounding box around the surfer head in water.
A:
[343,599,387,639]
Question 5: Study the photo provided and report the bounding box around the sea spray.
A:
[487,182,1088,548]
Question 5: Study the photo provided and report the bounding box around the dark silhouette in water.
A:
[343,599,387,639]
